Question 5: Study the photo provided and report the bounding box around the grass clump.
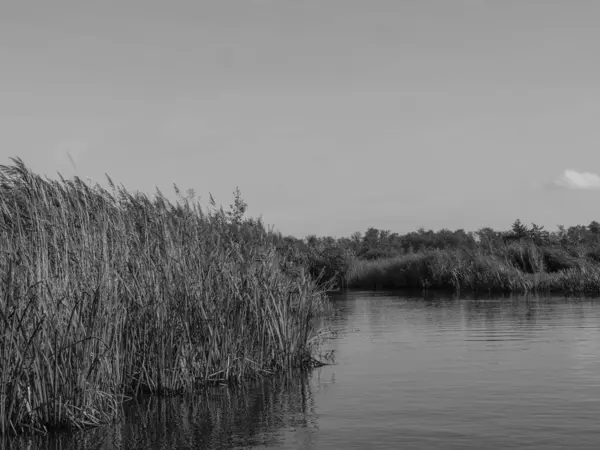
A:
[344,247,600,294]
[0,158,329,435]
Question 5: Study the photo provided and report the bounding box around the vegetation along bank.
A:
[290,220,600,294]
[0,159,330,435]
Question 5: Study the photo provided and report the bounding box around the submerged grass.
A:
[0,159,329,435]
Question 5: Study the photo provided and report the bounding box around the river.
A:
[6,291,600,449]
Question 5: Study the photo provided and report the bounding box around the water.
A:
[6,291,600,449]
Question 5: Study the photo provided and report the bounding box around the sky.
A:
[2,0,600,238]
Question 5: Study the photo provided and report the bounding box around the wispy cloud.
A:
[551,169,600,190]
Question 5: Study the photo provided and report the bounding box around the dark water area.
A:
[5,291,600,449]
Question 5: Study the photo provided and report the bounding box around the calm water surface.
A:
[7,291,600,449]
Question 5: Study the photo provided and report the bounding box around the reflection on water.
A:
[5,291,600,449]
[3,375,321,450]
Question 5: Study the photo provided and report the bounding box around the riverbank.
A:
[280,223,600,295]
[344,247,600,294]
[0,159,329,435]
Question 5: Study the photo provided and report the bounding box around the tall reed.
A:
[0,158,328,434]
[345,248,600,294]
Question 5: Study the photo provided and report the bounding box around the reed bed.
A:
[345,248,600,294]
[0,159,328,435]
[3,374,317,450]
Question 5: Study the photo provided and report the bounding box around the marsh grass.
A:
[345,246,600,294]
[0,159,328,434]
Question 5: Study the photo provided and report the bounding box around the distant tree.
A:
[567,225,587,245]
[321,236,336,247]
[476,227,503,249]
[529,223,549,245]
[227,187,247,225]
[361,227,380,254]
[379,230,392,247]
[349,231,362,253]
[451,228,477,249]
[306,235,318,248]
[509,219,529,240]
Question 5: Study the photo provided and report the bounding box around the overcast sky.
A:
[2,0,600,237]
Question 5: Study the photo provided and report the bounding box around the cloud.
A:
[551,169,600,190]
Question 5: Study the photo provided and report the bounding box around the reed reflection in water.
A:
[2,373,322,450]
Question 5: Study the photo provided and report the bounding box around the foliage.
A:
[278,213,600,295]
[0,159,329,434]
